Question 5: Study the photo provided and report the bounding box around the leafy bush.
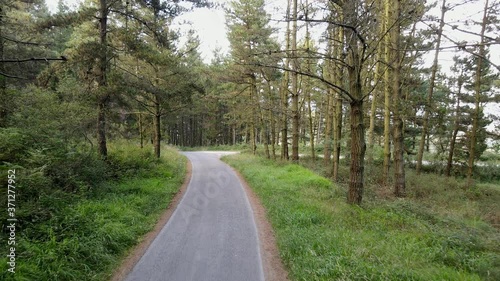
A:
[479,151,500,162]
[107,142,158,179]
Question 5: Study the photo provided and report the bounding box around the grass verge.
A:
[0,144,186,281]
[223,153,500,281]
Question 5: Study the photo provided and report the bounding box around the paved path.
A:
[125,151,264,281]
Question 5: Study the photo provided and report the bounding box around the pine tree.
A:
[226,0,274,155]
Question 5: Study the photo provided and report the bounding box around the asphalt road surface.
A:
[124,151,264,281]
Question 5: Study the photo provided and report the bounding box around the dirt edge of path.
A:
[110,159,192,281]
[232,168,290,281]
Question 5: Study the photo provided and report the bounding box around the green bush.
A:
[0,128,30,163]
[107,142,158,179]
[475,165,500,182]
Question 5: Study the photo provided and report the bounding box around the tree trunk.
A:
[331,20,344,181]
[268,81,277,160]
[305,1,315,160]
[232,124,236,145]
[332,92,342,181]
[153,96,161,158]
[280,0,291,161]
[382,0,391,184]
[391,0,405,197]
[416,0,446,174]
[344,1,366,204]
[139,113,144,148]
[291,0,299,162]
[258,95,270,159]
[367,85,379,166]
[467,0,488,187]
[446,88,462,176]
[348,99,366,204]
[323,93,333,165]
[367,0,385,165]
[306,83,315,160]
[445,78,462,177]
[251,77,258,155]
[316,109,322,146]
[97,98,108,158]
[97,0,109,159]
[0,12,7,128]
[446,106,460,176]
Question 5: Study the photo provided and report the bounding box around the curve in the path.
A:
[124,151,264,281]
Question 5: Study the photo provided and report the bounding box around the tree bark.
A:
[267,80,277,160]
[391,0,405,197]
[323,93,333,165]
[153,96,161,158]
[139,113,144,148]
[97,0,109,159]
[344,1,366,204]
[446,96,460,177]
[251,76,258,155]
[280,0,291,161]
[348,99,366,204]
[332,92,342,181]
[258,89,270,159]
[305,0,315,159]
[367,83,379,166]
[332,22,344,181]
[291,0,299,162]
[382,0,391,184]
[367,0,385,165]
[467,0,488,187]
[0,12,7,128]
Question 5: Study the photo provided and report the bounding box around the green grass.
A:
[223,153,500,281]
[0,144,186,281]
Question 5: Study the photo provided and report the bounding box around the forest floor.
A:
[223,152,500,281]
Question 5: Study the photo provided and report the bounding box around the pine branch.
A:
[1,35,51,46]
[37,8,97,30]
[422,21,500,71]
[249,61,355,102]
[302,18,367,49]
[445,22,497,42]
[0,71,28,79]
[0,56,67,63]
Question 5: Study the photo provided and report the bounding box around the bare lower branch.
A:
[0,71,28,79]
[1,56,67,63]
[247,61,354,102]
[1,35,51,46]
